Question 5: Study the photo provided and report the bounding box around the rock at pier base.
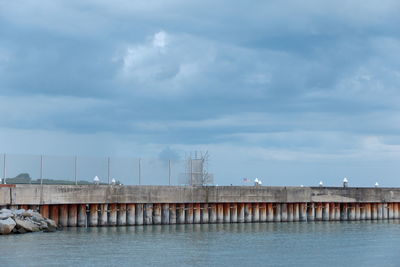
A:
[0,217,16,234]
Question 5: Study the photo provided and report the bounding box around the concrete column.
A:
[209,204,217,223]
[267,203,274,222]
[329,203,335,221]
[217,204,224,223]
[348,204,355,221]
[161,204,169,225]
[280,203,287,222]
[371,203,378,220]
[230,203,238,223]
[185,204,193,224]
[293,203,300,221]
[176,204,185,224]
[360,204,366,220]
[127,204,136,226]
[394,203,399,219]
[300,203,307,222]
[307,203,314,221]
[388,203,394,219]
[355,204,361,220]
[50,205,59,225]
[244,203,253,223]
[20,205,29,210]
[88,204,98,227]
[237,203,245,223]
[253,203,260,222]
[99,204,108,226]
[287,204,293,222]
[77,204,87,227]
[273,203,281,222]
[144,203,153,225]
[383,203,388,220]
[68,204,77,227]
[322,203,329,221]
[340,203,348,221]
[117,204,127,226]
[40,205,49,218]
[169,204,176,224]
[201,203,209,223]
[109,204,117,226]
[135,204,144,225]
[315,203,322,221]
[334,204,341,221]
[223,203,231,223]
[60,204,69,227]
[193,203,201,224]
[152,203,162,225]
[377,203,383,220]
[365,203,372,220]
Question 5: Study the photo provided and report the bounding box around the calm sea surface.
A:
[1,221,400,267]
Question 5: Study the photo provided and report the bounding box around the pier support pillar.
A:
[185,204,194,224]
[88,204,98,227]
[329,203,335,221]
[152,203,161,225]
[127,204,136,226]
[135,204,143,225]
[169,204,176,224]
[217,204,224,223]
[340,203,348,221]
[355,204,361,220]
[152,203,162,225]
[223,203,231,223]
[109,204,117,226]
[360,204,366,220]
[377,204,383,220]
[334,204,341,220]
[267,203,273,222]
[287,204,294,222]
[300,203,307,222]
[117,204,127,226]
[293,203,300,221]
[60,204,69,227]
[322,203,329,221]
[230,203,238,223]
[394,203,399,219]
[315,203,322,221]
[371,203,378,220]
[193,203,201,224]
[307,203,314,221]
[245,203,253,223]
[388,203,394,219]
[201,204,209,223]
[348,204,355,221]
[273,203,281,222]
[144,204,153,225]
[280,203,287,222]
[253,203,260,222]
[50,205,59,226]
[366,203,372,220]
[176,204,185,224]
[77,204,86,227]
[161,204,170,225]
[209,204,217,223]
[99,204,108,226]
[68,204,77,227]
[40,205,49,219]
[237,203,245,223]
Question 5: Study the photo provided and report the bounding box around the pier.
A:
[1,185,400,227]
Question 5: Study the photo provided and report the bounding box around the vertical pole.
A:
[107,157,110,185]
[190,159,193,185]
[74,156,77,185]
[2,153,5,184]
[40,155,43,185]
[168,160,171,186]
[138,158,141,185]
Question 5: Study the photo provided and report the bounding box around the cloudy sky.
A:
[1,0,400,186]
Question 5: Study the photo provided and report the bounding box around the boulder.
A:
[14,218,40,232]
[0,213,12,220]
[45,219,57,232]
[0,218,16,234]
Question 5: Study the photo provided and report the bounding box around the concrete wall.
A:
[1,185,400,205]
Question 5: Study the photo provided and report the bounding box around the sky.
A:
[1,0,400,186]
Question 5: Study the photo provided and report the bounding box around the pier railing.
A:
[0,153,188,186]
